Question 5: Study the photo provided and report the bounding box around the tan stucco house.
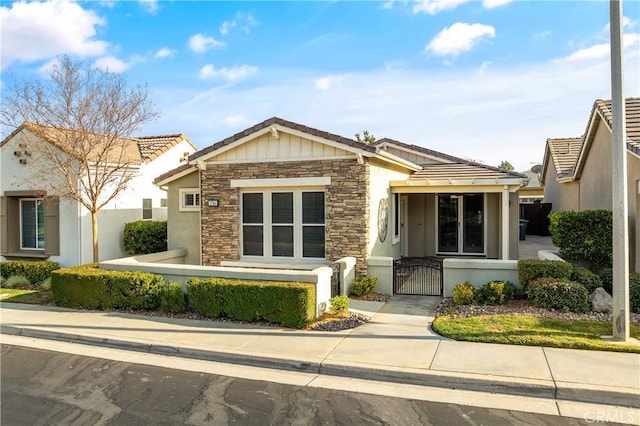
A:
[155,117,526,285]
[541,98,640,271]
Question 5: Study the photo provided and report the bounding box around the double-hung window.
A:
[241,190,325,260]
[142,198,152,220]
[21,199,45,250]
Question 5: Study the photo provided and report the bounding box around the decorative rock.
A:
[590,287,613,314]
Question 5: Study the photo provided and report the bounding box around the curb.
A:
[3,325,638,408]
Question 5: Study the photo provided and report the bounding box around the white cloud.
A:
[482,0,512,8]
[426,23,495,57]
[557,33,640,63]
[223,115,248,126]
[220,20,236,36]
[139,0,158,14]
[155,47,175,58]
[99,0,117,8]
[238,13,258,34]
[413,0,469,15]
[92,56,131,73]
[188,33,226,53]
[0,0,108,68]
[314,76,341,91]
[199,64,258,81]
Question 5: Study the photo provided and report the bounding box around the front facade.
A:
[542,98,640,271]
[0,123,197,266]
[156,118,526,279]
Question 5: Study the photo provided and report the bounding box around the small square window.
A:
[160,198,167,208]
[180,188,200,211]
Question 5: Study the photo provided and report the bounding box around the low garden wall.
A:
[443,259,521,297]
[365,256,393,295]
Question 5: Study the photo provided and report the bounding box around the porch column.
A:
[501,187,510,260]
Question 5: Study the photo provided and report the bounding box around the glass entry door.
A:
[438,194,484,255]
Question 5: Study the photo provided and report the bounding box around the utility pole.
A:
[609,0,630,341]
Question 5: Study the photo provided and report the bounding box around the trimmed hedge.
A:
[474,281,515,305]
[123,220,167,255]
[187,277,315,329]
[527,278,590,313]
[570,265,602,294]
[549,210,612,267]
[598,268,613,294]
[631,273,640,314]
[51,265,164,310]
[160,281,187,313]
[517,259,573,292]
[0,260,60,284]
[351,276,378,296]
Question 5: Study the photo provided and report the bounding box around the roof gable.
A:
[373,138,465,164]
[541,137,583,183]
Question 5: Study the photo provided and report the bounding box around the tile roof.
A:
[190,116,375,161]
[153,162,195,185]
[1,122,190,165]
[545,137,583,179]
[373,137,466,164]
[594,97,640,156]
[408,162,526,182]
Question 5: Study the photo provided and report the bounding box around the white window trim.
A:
[179,188,201,212]
[240,188,325,261]
[231,177,331,188]
[142,198,153,220]
[20,198,45,251]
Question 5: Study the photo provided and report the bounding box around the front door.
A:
[437,194,485,255]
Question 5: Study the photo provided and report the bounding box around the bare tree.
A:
[1,57,158,262]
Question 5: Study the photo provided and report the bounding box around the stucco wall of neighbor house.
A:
[486,193,499,258]
[166,171,201,265]
[509,192,519,260]
[199,159,370,274]
[367,159,411,259]
[543,161,580,212]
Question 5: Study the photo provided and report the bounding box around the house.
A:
[519,168,544,204]
[541,98,640,271]
[0,122,197,266]
[154,117,526,292]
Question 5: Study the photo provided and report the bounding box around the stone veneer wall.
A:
[200,159,370,274]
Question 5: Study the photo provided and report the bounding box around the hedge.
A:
[549,210,612,267]
[187,277,315,329]
[123,220,167,255]
[51,265,165,310]
[0,260,60,284]
[631,273,640,314]
[570,265,602,294]
[527,278,590,313]
[351,276,378,296]
[474,281,516,305]
[517,259,572,292]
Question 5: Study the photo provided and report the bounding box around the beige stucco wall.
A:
[167,171,201,265]
[486,193,499,258]
[543,161,580,212]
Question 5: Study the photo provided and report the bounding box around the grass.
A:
[432,315,640,353]
[0,288,53,305]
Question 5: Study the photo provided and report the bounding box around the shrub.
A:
[598,268,613,294]
[329,295,349,315]
[187,277,315,329]
[631,273,640,314]
[570,265,602,294]
[517,259,572,293]
[38,277,52,291]
[123,220,167,255]
[160,281,187,313]
[549,210,612,267]
[528,278,590,313]
[0,260,60,284]
[474,281,516,305]
[452,281,475,305]
[351,276,378,296]
[51,266,164,310]
[4,275,31,289]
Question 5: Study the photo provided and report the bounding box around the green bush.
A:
[598,268,613,294]
[187,277,315,329]
[549,210,612,267]
[631,273,640,314]
[474,281,515,305]
[51,266,164,310]
[351,276,378,296]
[528,278,590,313]
[329,295,349,315]
[123,220,167,255]
[38,277,52,291]
[160,281,187,313]
[452,281,475,305]
[0,260,60,284]
[4,275,31,289]
[570,265,602,294]
[517,259,572,293]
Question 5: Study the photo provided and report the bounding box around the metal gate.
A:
[393,257,443,296]
[330,262,341,297]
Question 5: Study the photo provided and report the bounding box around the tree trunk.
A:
[91,210,99,263]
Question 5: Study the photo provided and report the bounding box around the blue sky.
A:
[1,0,639,171]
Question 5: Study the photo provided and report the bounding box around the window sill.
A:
[1,251,50,260]
[220,260,327,271]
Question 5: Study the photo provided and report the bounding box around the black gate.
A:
[393,257,443,296]
[330,262,341,297]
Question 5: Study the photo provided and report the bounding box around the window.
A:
[241,190,325,260]
[160,198,167,208]
[179,188,200,211]
[20,199,45,250]
[142,198,152,220]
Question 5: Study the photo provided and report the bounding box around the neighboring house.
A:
[154,117,526,275]
[0,122,197,266]
[519,169,544,204]
[541,98,640,271]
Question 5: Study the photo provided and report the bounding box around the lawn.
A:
[432,315,640,353]
[0,288,53,305]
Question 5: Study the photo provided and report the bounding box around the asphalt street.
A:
[0,344,604,426]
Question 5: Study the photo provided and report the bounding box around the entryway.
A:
[393,257,443,296]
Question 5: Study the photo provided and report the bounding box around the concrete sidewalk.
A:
[1,296,638,408]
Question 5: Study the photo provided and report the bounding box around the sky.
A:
[1,0,639,172]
